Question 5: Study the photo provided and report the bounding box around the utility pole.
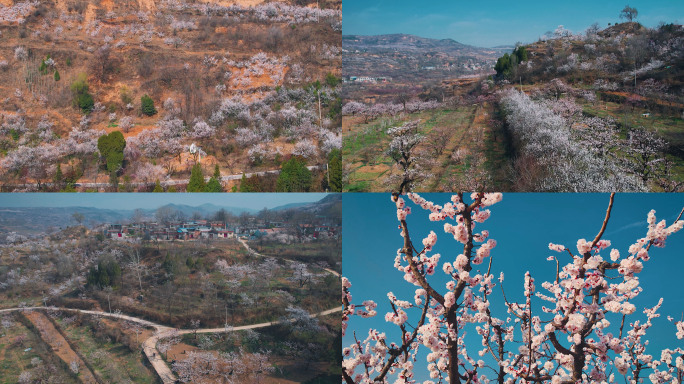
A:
[318,90,322,128]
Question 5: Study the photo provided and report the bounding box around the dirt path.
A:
[427,106,479,188]
[23,311,99,384]
[1,240,342,384]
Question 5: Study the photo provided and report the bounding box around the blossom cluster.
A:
[344,194,684,384]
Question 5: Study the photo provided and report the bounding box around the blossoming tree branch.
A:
[342,192,684,384]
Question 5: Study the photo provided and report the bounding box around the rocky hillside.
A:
[0,0,342,192]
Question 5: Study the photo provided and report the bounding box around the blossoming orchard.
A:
[342,193,684,384]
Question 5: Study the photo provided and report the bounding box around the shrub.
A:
[141,94,157,116]
[70,73,89,94]
[119,86,132,105]
[71,73,94,113]
[76,92,94,113]
[97,131,126,174]
[54,69,60,81]
[325,73,341,87]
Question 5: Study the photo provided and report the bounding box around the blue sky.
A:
[343,0,684,47]
[343,193,684,381]
[0,193,329,210]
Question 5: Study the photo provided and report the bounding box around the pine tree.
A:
[187,164,206,192]
[153,179,164,192]
[141,94,157,116]
[54,163,65,191]
[204,164,222,192]
[276,156,312,192]
[54,163,64,183]
[54,69,60,81]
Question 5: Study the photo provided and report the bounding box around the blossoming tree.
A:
[342,193,683,384]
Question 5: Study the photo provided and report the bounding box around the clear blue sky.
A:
[343,193,684,381]
[0,193,329,210]
[343,0,684,47]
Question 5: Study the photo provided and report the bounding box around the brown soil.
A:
[357,164,389,174]
[603,91,684,108]
[343,116,365,133]
[23,311,99,384]
[164,339,198,362]
[165,341,329,384]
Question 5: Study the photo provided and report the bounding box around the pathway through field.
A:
[23,311,99,384]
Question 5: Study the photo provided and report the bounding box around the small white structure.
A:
[189,143,202,163]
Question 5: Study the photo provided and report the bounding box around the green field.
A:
[0,313,76,384]
[54,316,159,384]
[343,106,512,192]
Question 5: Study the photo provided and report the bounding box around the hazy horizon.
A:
[0,193,332,211]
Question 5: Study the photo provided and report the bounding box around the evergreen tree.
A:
[54,163,64,185]
[87,259,121,288]
[153,179,164,192]
[239,173,251,192]
[141,94,157,116]
[97,131,126,174]
[205,164,223,192]
[187,164,206,192]
[54,69,60,81]
[276,156,312,192]
[205,177,223,192]
[239,173,261,192]
[97,131,126,191]
[71,74,94,114]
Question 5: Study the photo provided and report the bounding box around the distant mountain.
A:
[0,207,130,235]
[0,195,339,235]
[344,34,477,55]
[152,203,256,218]
[271,202,311,211]
[343,34,509,97]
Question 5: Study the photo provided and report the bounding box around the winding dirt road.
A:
[0,240,341,384]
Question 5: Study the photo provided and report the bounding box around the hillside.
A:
[343,33,505,102]
[342,22,684,192]
[0,0,342,192]
[0,201,341,383]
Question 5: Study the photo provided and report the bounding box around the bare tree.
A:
[124,321,143,345]
[104,286,113,313]
[72,212,85,225]
[155,206,176,226]
[620,5,638,22]
[90,45,112,82]
[127,248,146,293]
[190,319,200,339]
